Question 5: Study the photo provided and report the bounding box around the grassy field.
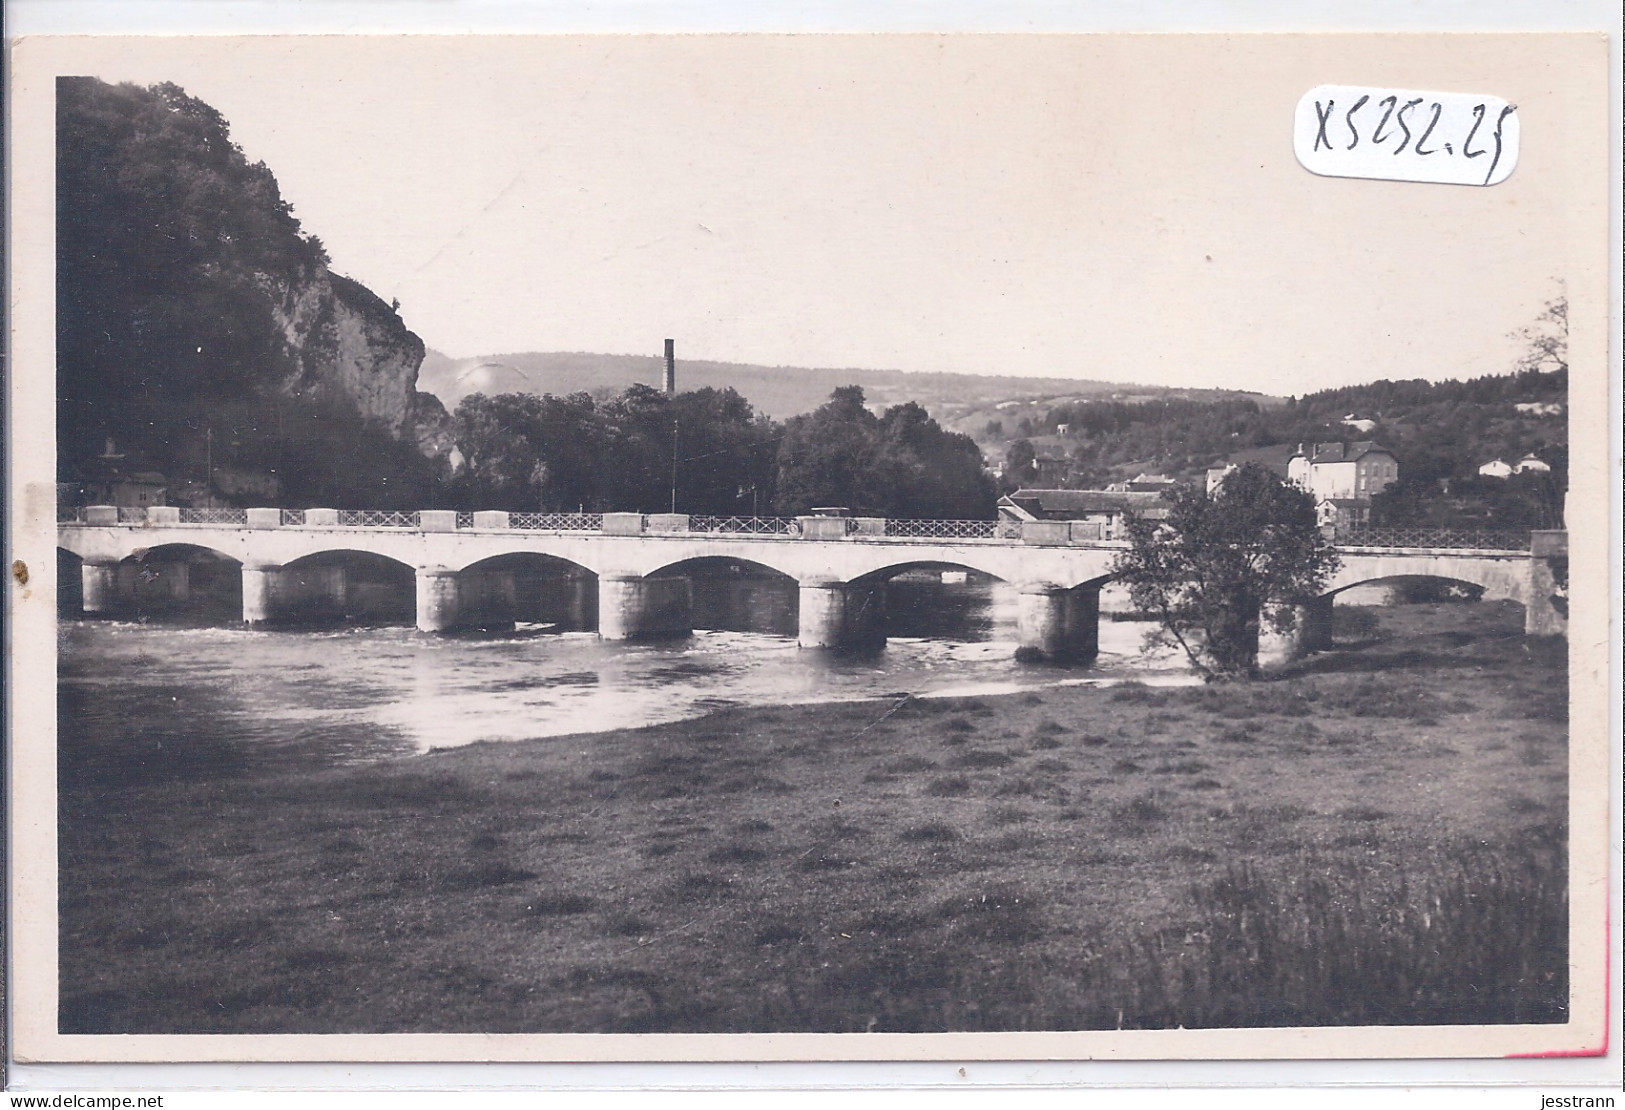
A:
[58,600,1568,1033]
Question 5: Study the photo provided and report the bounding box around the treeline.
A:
[451,384,996,519]
[57,78,997,519]
[1020,363,1568,493]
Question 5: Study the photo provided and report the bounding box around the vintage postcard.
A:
[6,31,1614,1069]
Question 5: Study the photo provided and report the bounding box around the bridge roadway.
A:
[57,508,1567,666]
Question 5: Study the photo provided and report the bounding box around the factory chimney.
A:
[663,338,676,397]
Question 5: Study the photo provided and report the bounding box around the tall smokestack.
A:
[663,338,676,397]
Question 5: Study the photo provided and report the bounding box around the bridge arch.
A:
[848,559,1009,588]
[1326,552,1533,606]
[1325,573,1488,605]
[644,554,797,583]
[644,556,798,636]
[127,540,244,566]
[279,549,418,625]
[453,551,599,631]
[62,541,243,621]
[457,550,597,578]
[281,548,416,575]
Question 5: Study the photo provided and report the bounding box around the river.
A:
[58,574,1192,772]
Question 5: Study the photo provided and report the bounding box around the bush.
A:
[1074,829,1567,1029]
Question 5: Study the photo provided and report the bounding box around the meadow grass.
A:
[58,601,1569,1033]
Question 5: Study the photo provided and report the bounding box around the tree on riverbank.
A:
[1113,464,1339,678]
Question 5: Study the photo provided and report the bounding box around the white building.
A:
[1478,459,1514,479]
[1287,441,1399,529]
[1287,441,1399,501]
[1514,454,1551,474]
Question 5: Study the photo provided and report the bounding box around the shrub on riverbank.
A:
[1081,827,1567,1029]
[729,827,1567,1032]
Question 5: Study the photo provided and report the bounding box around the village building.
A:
[997,488,1169,541]
[1286,440,1399,529]
[1478,459,1515,479]
[63,439,168,508]
[1025,453,1070,486]
[1107,473,1178,494]
[1513,454,1551,474]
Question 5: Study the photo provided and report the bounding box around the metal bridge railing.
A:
[883,518,1020,541]
[57,506,1541,553]
[689,515,800,536]
[335,510,419,529]
[510,512,603,531]
[1333,526,1531,552]
[178,508,249,526]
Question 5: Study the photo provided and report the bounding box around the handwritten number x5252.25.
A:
[1312,96,1515,185]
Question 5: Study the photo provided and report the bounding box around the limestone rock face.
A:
[266,268,456,461]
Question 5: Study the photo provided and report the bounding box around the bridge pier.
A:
[79,557,123,616]
[1256,598,1333,670]
[1526,534,1568,636]
[563,573,597,629]
[415,567,526,633]
[414,566,461,632]
[1304,595,1334,651]
[243,562,347,627]
[797,578,886,650]
[1015,584,1099,664]
[598,574,692,641]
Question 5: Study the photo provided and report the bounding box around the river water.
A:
[58,575,1191,771]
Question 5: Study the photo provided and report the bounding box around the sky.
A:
[44,33,1600,394]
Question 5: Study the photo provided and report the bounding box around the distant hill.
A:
[417,349,1280,444]
[1025,364,1568,493]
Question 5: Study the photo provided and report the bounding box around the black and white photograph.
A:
[7,29,1614,1068]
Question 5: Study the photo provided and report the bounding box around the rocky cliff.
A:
[58,76,456,506]
[268,270,454,460]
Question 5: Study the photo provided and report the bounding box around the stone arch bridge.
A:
[57,507,1566,665]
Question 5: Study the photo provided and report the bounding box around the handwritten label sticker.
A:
[1294,85,1518,186]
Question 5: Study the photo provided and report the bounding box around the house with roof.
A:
[1478,458,1515,479]
[65,439,168,509]
[1513,454,1551,474]
[997,488,1169,541]
[1203,445,1298,495]
[1286,441,1399,528]
[1117,473,1178,494]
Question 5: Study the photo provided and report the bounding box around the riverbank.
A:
[59,600,1568,1033]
